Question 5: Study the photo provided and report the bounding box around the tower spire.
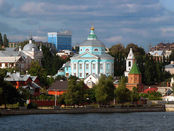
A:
[87,25,97,40]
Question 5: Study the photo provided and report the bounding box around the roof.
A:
[129,62,141,74]
[165,64,174,69]
[80,40,105,47]
[143,88,158,93]
[23,40,38,51]
[149,50,163,56]
[48,80,68,91]
[0,56,21,62]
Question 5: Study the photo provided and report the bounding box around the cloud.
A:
[105,36,123,43]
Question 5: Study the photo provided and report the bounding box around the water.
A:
[0,112,174,131]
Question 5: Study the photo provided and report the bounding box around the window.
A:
[86,73,89,76]
[86,64,89,69]
[100,64,103,70]
[93,64,95,69]
[80,64,82,69]
[80,73,82,77]
[107,63,110,70]
[0,63,1,67]
[94,48,98,51]
[74,73,76,76]
[129,61,131,67]
[85,49,89,52]
[74,64,76,70]
[81,49,82,51]
[66,73,69,77]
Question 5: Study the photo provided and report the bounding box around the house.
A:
[84,74,99,88]
[48,80,68,95]
[4,72,41,96]
[165,61,174,74]
[0,37,43,71]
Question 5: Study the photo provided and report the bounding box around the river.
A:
[0,112,173,131]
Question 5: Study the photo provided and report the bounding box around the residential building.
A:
[48,80,68,95]
[0,38,43,70]
[48,31,72,52]
[55,26,114,79]
[4,72,40,96]
[56,50,74,59]
[165,61,174,74]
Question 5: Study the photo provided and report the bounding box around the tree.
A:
[170,50,174,61]
[0,33,3,47]
[65,77,86,105]
[125,43,145,57]
[3,34,9,47]
[41,45,65,75]
[115,77,131,103]
[110,44,126,76]
[95,75,115,105]
[130,87,140,104]
[28,61,50,87]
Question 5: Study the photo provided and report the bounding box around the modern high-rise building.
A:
[48,31,72,51]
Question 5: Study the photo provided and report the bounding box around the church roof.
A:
[23,39,38,51]
[80,40,105,47]
[80,26,105,47]
[129,62,141,74]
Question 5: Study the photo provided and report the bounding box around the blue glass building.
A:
[48,31,72,51]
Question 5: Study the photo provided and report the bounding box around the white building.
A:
[0,38,43,70]
[124,48,135,77]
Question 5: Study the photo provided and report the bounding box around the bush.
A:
[27,102,38,109]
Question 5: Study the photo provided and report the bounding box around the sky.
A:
[1,0,174,49]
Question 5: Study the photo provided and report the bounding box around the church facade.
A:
[56,26,114,79]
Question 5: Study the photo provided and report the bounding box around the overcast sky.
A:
[0,0,174,49]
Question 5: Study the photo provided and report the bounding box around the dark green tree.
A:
[0,33,3,47]
[65,77,86,105]
[95,75,115,105]
[130,87,140,104]
[3,34,9,47]
[115,77,131,103]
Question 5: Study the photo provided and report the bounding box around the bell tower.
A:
[124,48,135,77]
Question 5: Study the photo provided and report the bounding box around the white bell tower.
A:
[124,48,135,77]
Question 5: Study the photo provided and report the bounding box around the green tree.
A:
[130,87,140,104]
[3,34,9,47]
[41,46,65,75]
[65,77,86,105]
[169,50,174,61]
[28,61,49,87]
[110,44,126,76]
[95,75,115,105]
[115,77,131,103]
[0,33,3,47]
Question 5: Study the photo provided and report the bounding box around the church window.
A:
[92,64,95,69]
[74,64,76,70]
[0,63,1,67]
[85,49,89,52]
[86,64,89,69]
[100,64,103,70]
[66,73,69,77]
[107,63,110,70]
[94,48,98,51]
[80,64,82,69]
[129,61,131,67]
[81,49,82,51]
[86,73,89,76]
[74,73,76,76]
[80,73,82,77]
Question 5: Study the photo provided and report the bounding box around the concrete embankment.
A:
[0,106,165,116]
[165,104,174,112]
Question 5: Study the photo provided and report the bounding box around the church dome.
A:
[23,39,38,51]
[80,26,105,47]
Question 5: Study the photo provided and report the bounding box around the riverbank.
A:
[0,106,165,116]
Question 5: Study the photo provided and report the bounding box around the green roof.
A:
[129,62,141,74]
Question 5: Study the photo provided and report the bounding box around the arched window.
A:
[128,61,131,67]
[94,48,98,51]
[80,49,83,51]
[85,49,89,52]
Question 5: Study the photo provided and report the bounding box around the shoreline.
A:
[0,107,165,116]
